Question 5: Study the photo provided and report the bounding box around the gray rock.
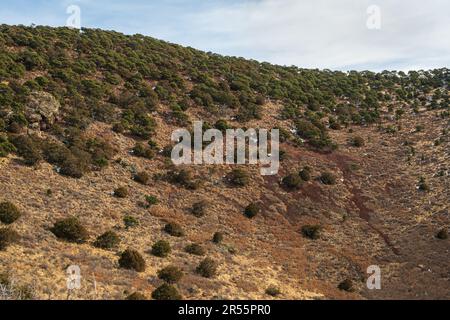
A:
[25,91,61,129]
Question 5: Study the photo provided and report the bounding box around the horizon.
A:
[1,0,449,72]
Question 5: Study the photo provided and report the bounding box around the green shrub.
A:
[132,143,154,159]
[228,168,249,187]
[145,195,159,206]
[0,134,16,157]
[114,186,129,198]
[118,249,146,272]
[151,240,171,257]
[11,135,42,166]
[418,177,430,192]
[301,225,321,240]
[299,167,312,181]
[164,222,184,237]
[436,229,448,240]
[94,231,120,249]
[123,215,139,229]
[185,243,206,256]
[196,258,218,278]
[350,136,365,147]
[282,173,302,190]
[134,171,150,185]
[0,202,21,224]
[338,279,354,292]
[320,172,337,185]
[167,168,199,190]
[244,203,260,219]
[151,283,182,300]
[191,201,208,218]
[157,265,183,284]
[265,286,281,297]
[212,232,224,244]
[0,228,20,250]
[51,217,88,243]
[126,292,147,300]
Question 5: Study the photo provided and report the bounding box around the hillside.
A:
[0,25,449,300]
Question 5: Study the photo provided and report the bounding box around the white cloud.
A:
[181,0,450,71]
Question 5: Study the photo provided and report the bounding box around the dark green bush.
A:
[191,201,208,218]
[114,186,129,198]
[227,168,249,187]
[338,279,354,292]
[11,135,42,166]
[244,203,260,219]
[126,292,147,300]
[282,173,302,190]
[118,249,146,272]
[350,136,365,147]
[0,227,20,250]
[320,172,337,185]
[301,225,322,240]
[0,202,21,224]
[123,215,139,229]
[157,265,183,284]
[418,177,430,192]
[196,258,218,278]
[0,134,16,157]
[134,171,150,185]
[212,232,224,244]
[164,222,184,237]
[299,167,312,181]
[132,143,154,159]
[145,195,159,206]
[436,229,448,240]
[265,286,281,297]
[151,240,171,257]
[185,243,206,256]
[94,231,120,249]
[151,283,182,300]
[51,217,88,243]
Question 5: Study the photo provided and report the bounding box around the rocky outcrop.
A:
[25,91,61,130]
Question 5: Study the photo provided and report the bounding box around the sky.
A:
[1,0,449,71]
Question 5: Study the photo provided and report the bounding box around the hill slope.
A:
[0,25,449,300]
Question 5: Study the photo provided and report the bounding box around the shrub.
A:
[418,177,430,192]
[126,292,147,300]
[282,173,302,190]
[196,258,218,278]
[191,201,208,218]
[0,228,20,250]
[151,240,171,257]
[114,186,129,198]
[299,167,311,181]
[185,243,206,256]
[151,283,182,300]
[134,171,150,185]
[338,279,354,292]
[436,229,448,240]
[94,231,120,249]
[51,217,88,243]
[228,168,249,187]
[301,225,321,240]
[145,195,159,207]
[167,168,199,190]
[244,203,260,219]
[112,122,125,133]
[123,215,139,229]
[11,135,42,166]
[118,249,146,272]
[320,172,337,185]
[157,265,183,284]
[212,232,224,244]
[0,134,16,157]
[265,286,281,297]
[132,143,154,159]
[164,222,184,237]
[350,136,365,147]
[0,202,21,224]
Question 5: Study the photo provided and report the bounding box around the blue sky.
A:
[1,0,449,71]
